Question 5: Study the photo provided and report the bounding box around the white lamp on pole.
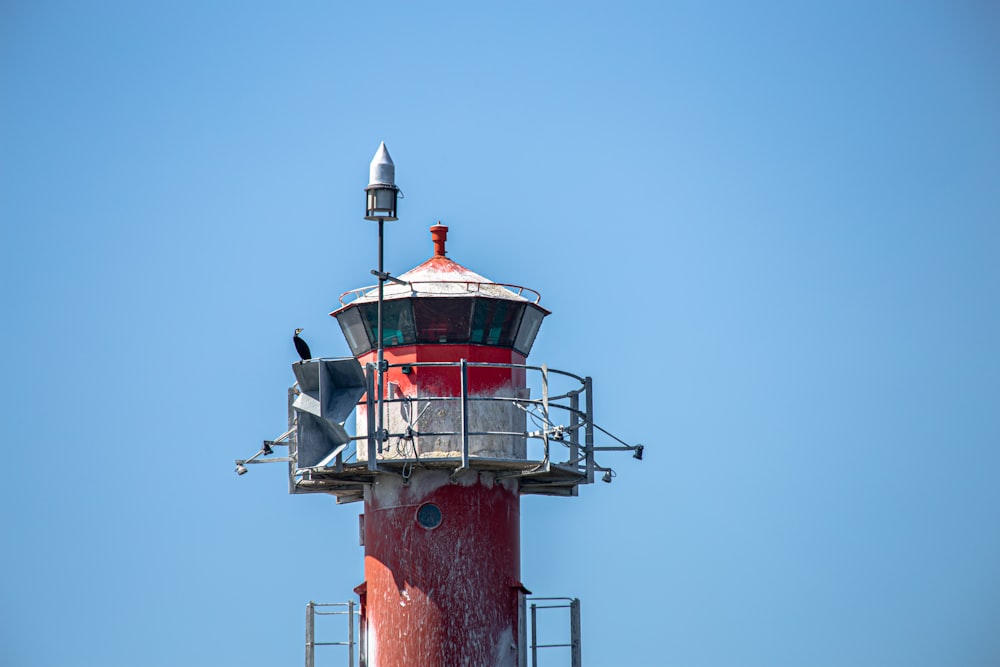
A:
[364,141,401,456]
[365,142,399,221]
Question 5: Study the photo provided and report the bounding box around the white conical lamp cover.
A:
[368,142,395,187]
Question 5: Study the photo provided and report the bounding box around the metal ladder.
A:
[528,597,582,667]
[305,601,356,667]
[304,596,580,666]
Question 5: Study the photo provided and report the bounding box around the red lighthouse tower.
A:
[334,222,545,665]
[239,144,641,666]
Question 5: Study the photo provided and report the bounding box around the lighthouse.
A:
[237,144,641,666]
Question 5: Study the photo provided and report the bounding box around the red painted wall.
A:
[355,342,529,665]
[358,345,527,398]
[362,473,521,665]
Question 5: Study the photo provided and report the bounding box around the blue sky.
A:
[2,2,999,665]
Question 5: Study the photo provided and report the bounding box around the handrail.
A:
[279,359,641,496]
[382,360,586,386]
[338,280,544,306]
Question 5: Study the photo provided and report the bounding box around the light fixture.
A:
[262,442,274,456]
[364,142,403,457]
[364,142,399,221]
[236,464,248,476]
[602,470,613,483]
[633,445,644,460]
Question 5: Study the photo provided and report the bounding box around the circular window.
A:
[416,503,443,529]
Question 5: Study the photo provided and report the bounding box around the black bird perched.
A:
[293,328,312,362]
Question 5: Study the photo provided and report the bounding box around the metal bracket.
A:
[370,269,408,286]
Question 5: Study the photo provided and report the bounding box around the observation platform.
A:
[238,359,640,504]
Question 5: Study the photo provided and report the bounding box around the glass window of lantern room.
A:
[513,305,544,355]
[470,299,525,346]
[360,300,416,347]
[413,298,474,343]
[337,306,373,356]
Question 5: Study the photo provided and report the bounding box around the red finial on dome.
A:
[430,223,448,257]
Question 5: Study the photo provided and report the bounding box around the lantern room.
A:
[331,224,549,461]
[331,224,548,359]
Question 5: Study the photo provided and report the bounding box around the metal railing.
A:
[239,359,641,498]
[355,360,605,477]
[338,280,544,305]
[305,601,356,667]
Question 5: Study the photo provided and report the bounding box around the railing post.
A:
[584,376,594,484]
[305,601,315,667]
[366,363,378,471]
[288,385,299,494]
[541,364,549,463]
[348,600,355,667]
[569,390,579,470]
[530,602,538,667]
[570,598,582,667]
[460,359,470,470]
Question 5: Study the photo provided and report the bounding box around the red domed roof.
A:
[334,225,546,311]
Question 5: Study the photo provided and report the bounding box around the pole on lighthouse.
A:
[364,142,400,457]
